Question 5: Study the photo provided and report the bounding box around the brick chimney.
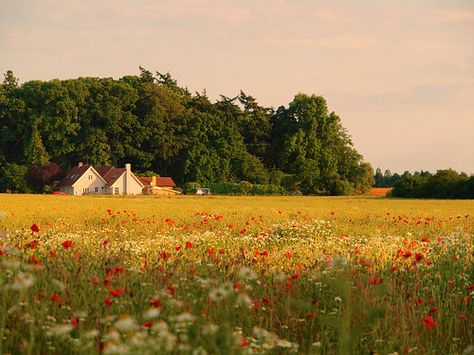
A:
[78,162,83,167]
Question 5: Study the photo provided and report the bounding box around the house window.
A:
[114,187,119,195]
[95,187,99,192]
[89,174,93,180]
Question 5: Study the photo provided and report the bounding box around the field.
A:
[0,194,473,354]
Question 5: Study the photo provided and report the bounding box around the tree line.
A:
[390,169,474,199]
[0,68,374,194]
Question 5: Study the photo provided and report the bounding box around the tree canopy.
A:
[0,69,373,195]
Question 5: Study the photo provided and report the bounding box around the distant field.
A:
[0,194,473,354]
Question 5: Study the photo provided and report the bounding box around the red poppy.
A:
[70,317,79,328]
[465,285,474,290]
[415,253,424,261]
[175,245,182,251]
[26,239,40,249]
[103,239,109,246]
[142,321,153,328]
[167,284,175,296]
[160,251,170,260]
[28,255,41,266]
[185,241,193,249]
[51,293,62,305]
[149,298,162,308]
[109,288,124,297]
[104,297,113,307]
[368,275,383,286]
[31,224,40,233]
[420,316,437,329]
[62,240,74,249]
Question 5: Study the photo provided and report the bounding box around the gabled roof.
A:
[59,165,108,188]
[99,167,145,188]
[58,165,91,187]
[94,166,114,177]
[60,164,145,188]
[139,177,176,188]
[101,168,126,186]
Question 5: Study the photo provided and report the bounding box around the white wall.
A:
[109,172,143,195]
[71,167,106,195]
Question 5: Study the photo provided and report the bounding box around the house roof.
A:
[58,165,92,187]
[101,168,126,186]
[139,176,176,188]
[59,165,144,188]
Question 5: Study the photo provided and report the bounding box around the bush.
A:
[0,163,32,193]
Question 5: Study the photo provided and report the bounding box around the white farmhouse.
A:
[58,163,144,195]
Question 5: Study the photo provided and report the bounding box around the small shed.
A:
[196,188,211,196]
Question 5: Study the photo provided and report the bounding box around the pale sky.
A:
[1,0,473,173]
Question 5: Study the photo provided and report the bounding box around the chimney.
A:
[152,176,156,187]
[78,162,83,167]
[124,164,131,195]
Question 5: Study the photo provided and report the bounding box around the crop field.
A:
[0,194,473,354]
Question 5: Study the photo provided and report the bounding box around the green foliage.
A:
[24,123,50,167]
[392,169,474,199]
[0,163,32,193]
[0,69,373,195]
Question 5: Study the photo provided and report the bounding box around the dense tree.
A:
[392,169,473,199]
[0,69,375,195]
[24,122,50,167]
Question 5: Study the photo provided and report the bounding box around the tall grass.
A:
[0,195,473,354]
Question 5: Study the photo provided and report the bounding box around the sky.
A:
[1,0,473,173]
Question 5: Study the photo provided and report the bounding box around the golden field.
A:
[0,194,473,354]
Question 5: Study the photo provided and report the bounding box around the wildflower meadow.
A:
[0,194,473,354]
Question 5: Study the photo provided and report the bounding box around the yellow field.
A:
[0,194,473,354]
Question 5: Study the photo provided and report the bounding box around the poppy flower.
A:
[142,321,153,328]
[31,224,40,233]
[51,293,62,305]
[175,245,182,251]
[26,240,40,249]
[104,297,113,307]
[185,241,193,249]
[368,275,383,286]
[62,240,74,249]
[415,253,424,263]
[70,317,79,328]
[290,272,299,281]
[419,316,437,329]
[167,284,175,296]
[109,288,124,297]
[149,298,162,308]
